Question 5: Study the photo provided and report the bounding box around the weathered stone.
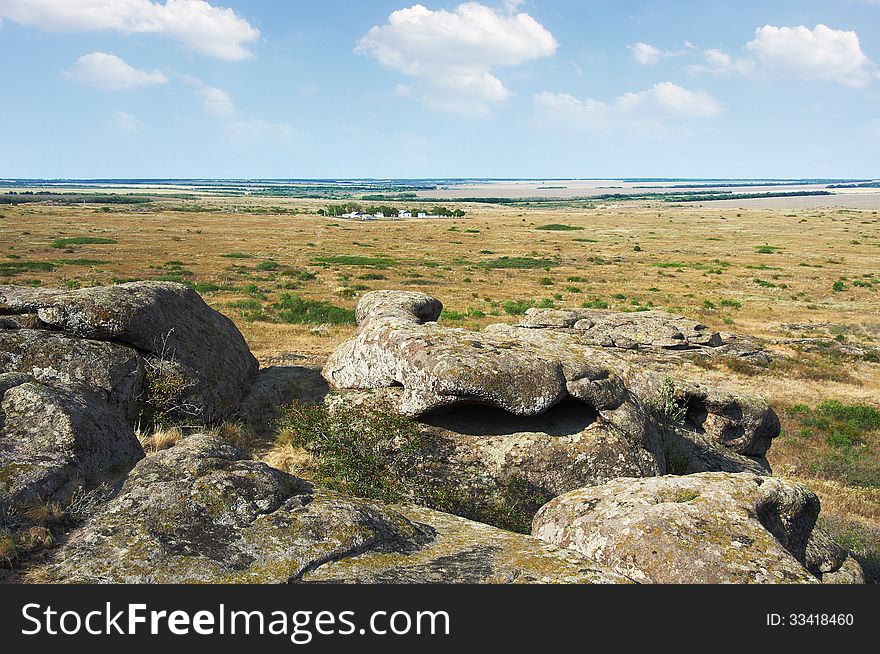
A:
[39,435,628,584]
[532,473,864,584]
[303,505,632,584]
[0,282,258,423]
[236,366,329,433]
[0,330,144,422]
[0,377,144,511]
[419,401,660,497]
[519,307,722,349]
[324,291,780,481]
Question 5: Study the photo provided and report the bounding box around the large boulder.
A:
[0,330,144,422]
[37,435,628,584]
[0,283,259,423]
[323,291,779,480]
[531,473,864,584]
[0,374,144,511]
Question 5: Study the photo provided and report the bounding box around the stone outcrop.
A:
[39,435,628,584]
[0,374,144,512]
[323,291,779,495]
[0,282,258,423]
[531,472,864,584]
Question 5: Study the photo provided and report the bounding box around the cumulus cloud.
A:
[629,42,691,66]
[63,52,167,90]
[534,82,724,136]
[0,0,260,60]
[356,2,558,113]
[746,24,872,87]
[690,24,874,88]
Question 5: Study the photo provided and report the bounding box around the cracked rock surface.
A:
[40,435,629,584]
[531,472,864,584]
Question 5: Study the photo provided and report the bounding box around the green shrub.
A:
[275,401,550,533]
[503,300,532,315]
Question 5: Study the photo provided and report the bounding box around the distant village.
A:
[319,203,466,220]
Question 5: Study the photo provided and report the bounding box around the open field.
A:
[2,183,879,576]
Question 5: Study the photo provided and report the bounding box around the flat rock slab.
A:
[303,505,632,584]
[532,472,864,584]
[39,435,627,584]
[0,282,258,423]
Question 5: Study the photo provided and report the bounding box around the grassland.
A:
[1,189,879,573]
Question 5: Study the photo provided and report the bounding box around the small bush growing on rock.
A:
[275,401,427,503]
[273,401,552,533]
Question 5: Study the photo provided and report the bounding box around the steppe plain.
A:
[2,178,879,577]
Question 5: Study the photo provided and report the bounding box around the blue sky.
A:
[0,0,878,179]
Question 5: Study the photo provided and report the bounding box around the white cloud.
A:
[108,110,144,132]
[534,82,724,136]
[690,24,874,88]
[0,0,259,60]
[630,42,664,65]
[746,24,872,87]
[688,48,756,76]
[196,85,235,116]
[63,52,167,90]
[356,2,558,113]
[629,42,693,65]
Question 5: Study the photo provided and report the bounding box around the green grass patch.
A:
[51,237,117,249]
[313,255,397,268]
[479,257,558,270]
[273,294,356,325]
[535,224,584,231]
[0,261,55,276]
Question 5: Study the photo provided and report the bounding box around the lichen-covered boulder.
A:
[323,291,779,479]
[0,330,144,422]
[0,282,258,423]
[302,505,633,584]
[531,473,864,584]
[38,435,628,584]
[517,307,721,349]
[0,375,144,511]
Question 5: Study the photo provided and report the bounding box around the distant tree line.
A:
[320,203,465,217]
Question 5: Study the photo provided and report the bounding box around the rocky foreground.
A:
[0,283,865,583]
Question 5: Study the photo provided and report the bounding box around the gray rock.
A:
[519,307,722,349]
[39,435,627,584]
[0,377,144,511]
[324,291,779,480]
[531,473,864,584]
[236,366,329,433]
[0,282,258,423]
[0,330,144,422]
[303,505,632,584]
